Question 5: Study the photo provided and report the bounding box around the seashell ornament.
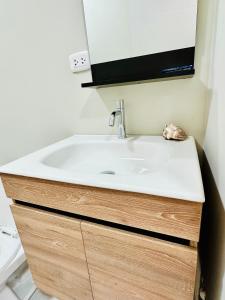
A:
[163,123,187,141]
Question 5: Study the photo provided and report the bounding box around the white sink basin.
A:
[43,140,170,176]
[0,135,205,202]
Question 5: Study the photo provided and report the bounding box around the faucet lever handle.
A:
[109,111,116,126]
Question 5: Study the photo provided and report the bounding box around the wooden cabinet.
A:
[1,173,202,300]
[11,205,93,300]
[82,222,197,300]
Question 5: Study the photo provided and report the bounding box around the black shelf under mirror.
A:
[81,47,195,88]
[81,69,195,88]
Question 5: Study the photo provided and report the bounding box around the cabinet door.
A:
[11,204,93,300]
[82,222,197,300]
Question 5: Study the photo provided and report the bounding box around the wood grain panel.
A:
[1,174,202,241]
[11,204,93,300]
[82,221,197,300]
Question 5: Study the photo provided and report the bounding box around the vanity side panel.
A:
[1,174,202,241]
[11,204,93,300]
[81,221,197,300]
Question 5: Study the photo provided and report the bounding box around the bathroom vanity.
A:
[0,135,204,300]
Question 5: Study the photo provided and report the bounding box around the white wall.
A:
[203,0,225,298]
[204,0,225,201]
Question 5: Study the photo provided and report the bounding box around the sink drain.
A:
[100,170,116,175]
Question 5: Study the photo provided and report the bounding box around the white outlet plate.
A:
[69,51,90,73]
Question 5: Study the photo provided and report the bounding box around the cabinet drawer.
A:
[11,204,93,300]
[82,222,198,300]
[2,174,202,241]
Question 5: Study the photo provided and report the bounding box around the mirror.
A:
[82,0,198,88]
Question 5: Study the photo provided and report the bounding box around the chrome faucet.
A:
[109,100,127,139]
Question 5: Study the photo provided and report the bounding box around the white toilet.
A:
[0,226,26,300]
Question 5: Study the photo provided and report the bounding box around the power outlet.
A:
[69,51,90,73]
